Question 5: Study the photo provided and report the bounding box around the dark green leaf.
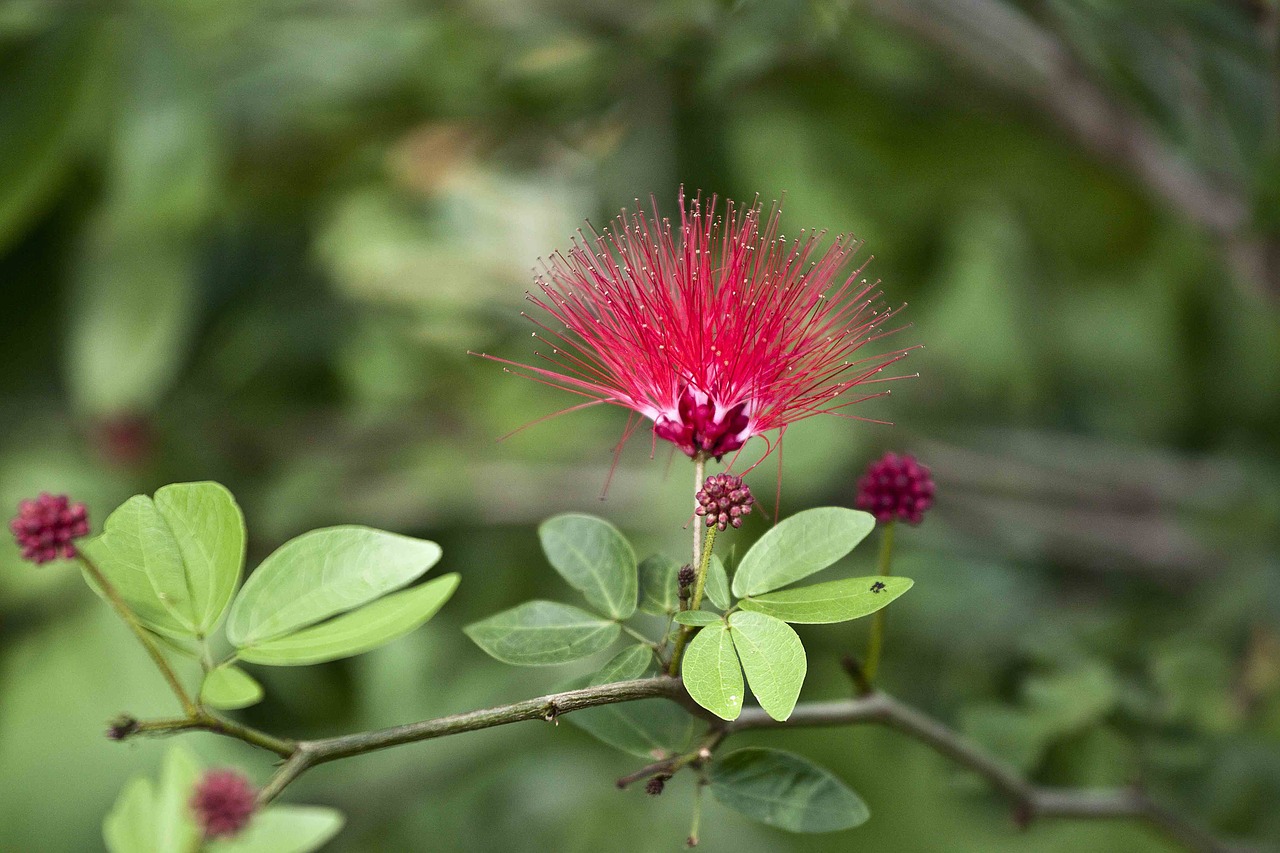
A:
[538,514,637,619]
[464,600,619,665]
[638,553,682,615]
[708,748,869,833]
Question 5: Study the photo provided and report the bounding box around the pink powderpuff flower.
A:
[191,770,257,839]
[855,451,934,525]
[478,190,915,465]
[9,493,89,564]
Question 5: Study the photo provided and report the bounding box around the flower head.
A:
[855,451,934,525]
[9,493,89,564]
[481,191,913,462]
[695,473,755,530]
[191,769,257,839]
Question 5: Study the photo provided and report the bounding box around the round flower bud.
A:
[694,474,755,531]
[855,452,934,525]
[191,770,257,839]
[9,493,89,564]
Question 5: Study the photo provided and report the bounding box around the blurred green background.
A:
[2,0,1279,850]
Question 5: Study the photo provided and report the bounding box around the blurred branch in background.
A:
[862,0,1280,298]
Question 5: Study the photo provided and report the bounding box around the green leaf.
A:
[103,778,156,853]
[81,496,195,637]
[731,508,875,598]
[708,748,870,833]
[593,644,653,683]
[704,555,731,610]
[638,553,682,615]
[207,807,345,853]
[153,482,245,633]
[236,574,459,666]
[538,514,637,619]
[681,621,744,721]
[728,611,806,721]
[83,483,247,639]
[0,20,102,254]
[738,577,914,624]
[464,600,620,666]
[200,664,264,710]
[226,526,441,648]
[567,644,698,758]
[673,610,722,626]
[105,748,204,853]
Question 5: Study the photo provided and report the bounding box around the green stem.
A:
[863,520,896,683]
[667,456,710,675]
[78,554,197,716]
[688,527,717,613]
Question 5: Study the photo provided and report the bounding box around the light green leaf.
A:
[567,643,698,758]
[236,574,459,666]
[731,508,875,598]
[708,748,870,833]
[226,526,441,648]
[638,553,682,615]
[705,555,731,610]
[103,778,156,853]
[728,611,806,721]
[673,610,722,626]
[154,747,201,853]
[200,664,263,710]
[738,577,914,624]
[592,644,653,683]
[153,482,245,633]
[81,496,195,637]
[207,807,345,853]
[681,621,744,721]
[464,600,620,666]
[538,514,637,619]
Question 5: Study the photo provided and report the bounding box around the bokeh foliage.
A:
[1,0,1278,850]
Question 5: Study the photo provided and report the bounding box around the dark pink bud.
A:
[696,474,755,531]
[9,493,89,564]
[855,452,934,525]
[191,770,256,839]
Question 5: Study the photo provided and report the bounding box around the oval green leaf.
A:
[207,807,345,853]
[704,555,731,610]
[226,526,441,647]
[236,574,459,666]
[681,621,744,721]
[592,644,653,683]
[738,577,914,624]
[673,610,722,627]
[708,748,870,833]
[153,482,245,633]
[538,514,637,619]
[568,644,698,758]
[731,508,875,598]
[81,495,195,637]
[728,611,807,721]
[638,553,681,615]
[200,664,264,710]
[464,600,620,666]
[104,745,202,853]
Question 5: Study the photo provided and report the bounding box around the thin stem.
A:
[688,779,704,848]
[78,555,197,716]
[691,455,705,576]
[863,521,896,682]
[668,456,710,676]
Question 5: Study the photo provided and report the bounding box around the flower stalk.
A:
[863,520,896,682]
